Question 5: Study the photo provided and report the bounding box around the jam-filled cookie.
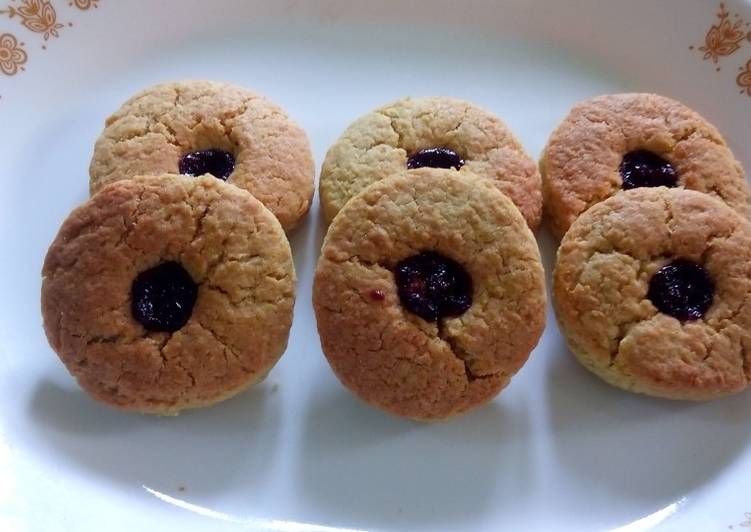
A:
[313,168,546,420]
[319,97,542,229]
[541,93,749,239]
[89,80,315,231]
[553,187,751,400]
[42,174,295,413]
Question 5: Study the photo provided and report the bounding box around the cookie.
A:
[541,93,750,239]
[313,168,546,420]
[42,174,296,414]
[319,96,542,229]
[553,187,751,400]
[89,80,315,231]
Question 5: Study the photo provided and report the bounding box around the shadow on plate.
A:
[534,224,558,289]
[287,204,325,275]
[295,388,532,530]
[28,378,281,498]
[546,339,751,509]
[25,202,323,502]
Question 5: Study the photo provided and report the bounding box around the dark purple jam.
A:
[647,259,714,321]
[619,150,678,190]
[394,251,472,321]
[131,261,198,332]
[179,149,235,181]
[406,148,464,170]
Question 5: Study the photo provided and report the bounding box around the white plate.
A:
[2,1,751,530]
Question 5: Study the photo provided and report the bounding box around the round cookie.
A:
[42,174,296,414]
[541,93,750,239]
[319,96,542,229]
[313,168,546,420]
[89,80,315,231]
[553,187,751,400]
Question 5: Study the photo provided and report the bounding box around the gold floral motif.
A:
[691,2,751,98]
[697,3,751,63]
[0,0,104,101]
[69,0,97,9]
[0,0,64,41]
[738,59,751,96]
[0,31,26,75]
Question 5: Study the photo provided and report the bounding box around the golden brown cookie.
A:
[42,174,296,414]
[541,93,749,239]
[319,96,542,229]
[553,187,751,400]
[313,168,546,420]
[89,80,315,231]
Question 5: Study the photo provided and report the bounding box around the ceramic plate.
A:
[2,1,751,530]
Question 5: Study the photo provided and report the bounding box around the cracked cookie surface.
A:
[553,187,751,400]
[541,93,750,239]
[313,168,546,420]
[42,174,295,414]
[89,80,315,231]
[319,96,542,229]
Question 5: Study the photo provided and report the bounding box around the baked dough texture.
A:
[90,80,315,231]
[314,168,546,419]
[553,187,751,400]
[320,96,542,229]
[541,93,749,239]
[42,174,296,413]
